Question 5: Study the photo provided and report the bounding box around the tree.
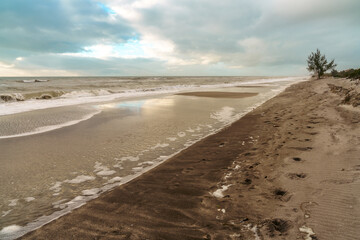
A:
[307,49,337,79]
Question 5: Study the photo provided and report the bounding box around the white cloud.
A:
[1,0,359,76]
[237,37,267,66]
[270,0,358,19]
[0,61,14,68]
[0,60,78,76]
[104,0,164,21]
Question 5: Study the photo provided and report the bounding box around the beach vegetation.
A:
[331,68,360,80]
[307,49,336,79]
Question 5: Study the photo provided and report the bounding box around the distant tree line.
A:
[331,68,360,80]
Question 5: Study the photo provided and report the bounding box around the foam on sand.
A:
[211,184,232,198]
[299,225,316,240]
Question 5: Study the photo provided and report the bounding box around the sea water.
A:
[0,76,307,239]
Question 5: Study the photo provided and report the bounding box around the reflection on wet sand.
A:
[176,91,258,98]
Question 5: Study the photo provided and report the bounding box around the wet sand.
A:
[22,78,360,239]
[176,92,258,98]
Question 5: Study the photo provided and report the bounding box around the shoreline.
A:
[2,79,300,240]
[14,77,360,239]
[0,76,304,117]
[3,78,300,239]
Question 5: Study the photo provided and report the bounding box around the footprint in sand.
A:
[287,173,307,179]
[292,157,302,162]
[273,188,292,202]
[181,167,194,174]
[290,147,312,151]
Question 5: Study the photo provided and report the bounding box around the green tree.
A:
[307,49,337,79]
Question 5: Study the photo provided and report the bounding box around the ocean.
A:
[0,76,307,239]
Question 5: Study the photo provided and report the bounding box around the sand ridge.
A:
[21,78,360,239]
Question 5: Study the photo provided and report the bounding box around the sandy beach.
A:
[20,77,360,240]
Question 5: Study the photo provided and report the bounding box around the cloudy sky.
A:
[0,0,359,76]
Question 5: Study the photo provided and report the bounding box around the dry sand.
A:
[176,91,258,98]
[21,78,360,240]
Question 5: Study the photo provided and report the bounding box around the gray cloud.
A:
[131,0,360,71]
[0,0,359,76]
[0,0,134,54]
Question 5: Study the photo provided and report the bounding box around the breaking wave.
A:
[0,77,309,116]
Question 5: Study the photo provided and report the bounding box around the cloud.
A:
[0,0,134,54]
[0,0,359,76]
[102,0,360,73]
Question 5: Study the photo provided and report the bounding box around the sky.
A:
[0,0,359,76]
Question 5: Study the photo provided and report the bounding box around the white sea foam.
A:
[157,156,168,161]
[82,188,101,196]
[107,177,122,184]
[94,162,116,176]
[24,197,35,202]
[151,143,169,149]
[52,199,67,209]
[177,132,186,137]
[210,106,235,123]
[8,199,18,207]
[2,210,12,217]
[0,77,308,117]
[0,225,22,235]
[138,161,154,166]
[120,156,139,162]
[49,181,62,193]
[132,166,143,172]
[0,110,101,139]
[61,89,112,98]
[186,128,195,133]
[97,170,116,176]
[113,163,124,169]
[65,175,95,184]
